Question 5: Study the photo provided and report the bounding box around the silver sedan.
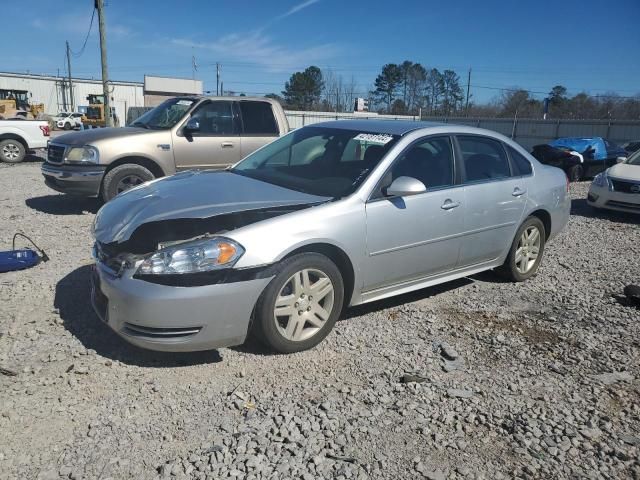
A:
[91,120,570,353]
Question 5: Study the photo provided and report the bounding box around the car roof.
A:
[309,119,445,136]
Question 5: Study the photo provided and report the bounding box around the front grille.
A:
[610,178,640,193]
[123,323,202,339]
[606,200,640,211]
[47,144,65,164]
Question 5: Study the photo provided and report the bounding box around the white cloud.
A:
[172,31,337,72]
[278,0,321,19]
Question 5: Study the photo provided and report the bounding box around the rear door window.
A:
[238,101,278,135]
[458,136,511,182]
[507,145,533,176]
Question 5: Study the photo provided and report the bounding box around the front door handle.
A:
[221,142,234,148]
[512,187,527,197]
[441,199,460,210]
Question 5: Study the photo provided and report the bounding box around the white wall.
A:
[0,72,143,124]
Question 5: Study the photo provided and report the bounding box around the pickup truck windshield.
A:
[231,126,399,198]
[129,98,195,130]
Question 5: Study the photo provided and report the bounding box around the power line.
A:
[70,8,96,58]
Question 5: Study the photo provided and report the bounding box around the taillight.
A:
[39,125,50,137]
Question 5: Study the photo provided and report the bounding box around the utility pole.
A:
[66,41,74,111]
[465,68,471,115]
[96,0,113,127]
[216,63,220,96]
[220,81,224,96]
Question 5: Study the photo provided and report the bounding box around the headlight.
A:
[65,146,99,164]
[137,237,244,275]
[593,172,613,190]
[593,173,606,187]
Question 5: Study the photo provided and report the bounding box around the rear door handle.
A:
[221,142,234,148]
[441,199,460,210]
[512,187,527,197]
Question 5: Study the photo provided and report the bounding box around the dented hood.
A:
[94,170,329,244]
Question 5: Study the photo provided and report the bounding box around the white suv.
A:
[54,112,83,130]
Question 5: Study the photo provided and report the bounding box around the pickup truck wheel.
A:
[0,139,26,163]
[252,253,344,353]
[101,164,154,202]
[63,122,72,131]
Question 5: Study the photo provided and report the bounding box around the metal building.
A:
[0,72,203,125]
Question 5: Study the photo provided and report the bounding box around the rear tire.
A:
[0,139,26,163]
[567,164,583,182]
[498,216,546,282]
[101,163,154,202]
[252,253,344,353]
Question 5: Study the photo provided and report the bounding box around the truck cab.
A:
[41,96,289,201]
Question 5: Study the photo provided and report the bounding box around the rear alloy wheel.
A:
[253,253,344,353]
[101,163,155,202]
[0,139,26,163]
[498,216,546,282]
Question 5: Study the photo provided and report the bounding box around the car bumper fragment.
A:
[587,185,640,213]
[42,163,105,196]
[91,263,273,352]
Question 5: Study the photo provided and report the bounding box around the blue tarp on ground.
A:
[549,137,607,160]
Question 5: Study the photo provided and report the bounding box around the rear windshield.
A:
[232,126,400,198]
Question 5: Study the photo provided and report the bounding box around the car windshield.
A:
[231,126,400,198]
[627,150,640,166]
[129,98,196,130]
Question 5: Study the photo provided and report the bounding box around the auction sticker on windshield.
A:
[353,133,394,145]
[176,100,194,106]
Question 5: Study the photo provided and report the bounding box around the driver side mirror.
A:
[385,176,427,197]
[184,118,200,133]
[616,156,627,163]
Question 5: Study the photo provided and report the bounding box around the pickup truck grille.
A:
[47,144,65,164]
[610,178,640,194]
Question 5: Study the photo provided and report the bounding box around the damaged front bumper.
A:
[91,262,273,352]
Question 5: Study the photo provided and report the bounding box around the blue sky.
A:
[3,0,640,103]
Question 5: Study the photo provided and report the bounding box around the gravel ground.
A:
[0,161,638,480]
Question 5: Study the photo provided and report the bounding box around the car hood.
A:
[94,170,329,244]
[53,127,150,146]
[608,163,640,181]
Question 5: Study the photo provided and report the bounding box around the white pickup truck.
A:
[0,119,50,163]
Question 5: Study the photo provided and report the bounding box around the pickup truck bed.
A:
[0,120,50,163]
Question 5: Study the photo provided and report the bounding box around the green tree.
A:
[282,66,324,110]
[441,70,464,115]
[371,63,403,113]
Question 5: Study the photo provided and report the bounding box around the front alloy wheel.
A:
[274,268,335,342]
[253,253,344,353]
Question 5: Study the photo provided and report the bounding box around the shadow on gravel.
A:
[571,198,639,224]
[26,194,100,215]
[55,265,223,367]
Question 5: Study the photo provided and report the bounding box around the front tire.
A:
[253,253,344,353]
[101,163,154,202]
[63,122,71,130]
[498,216,546,282]
[567,164,583,182]
[0,139,26,163]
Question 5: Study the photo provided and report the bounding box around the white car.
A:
[54,112,83,130]
[588,151,640,214]
[0,119,50,163]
